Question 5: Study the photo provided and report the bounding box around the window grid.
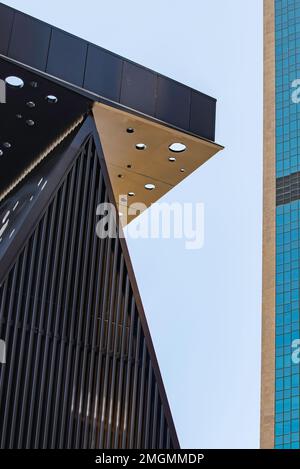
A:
[275,0,300,449]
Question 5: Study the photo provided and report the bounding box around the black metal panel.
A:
[0,124,86,280]
[120,62,157,115]
[190,90,216,142]
[0,4,217,141]
[8,12,51,70]
[0,57,92,200]
[84,45,123,102]
[276,171,300,206]
[0,4,14,55]
[46,29,87,86]
[0,127,177,449]
[156,76,191,130]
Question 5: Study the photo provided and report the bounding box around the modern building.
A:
[262,0,300,449]
[0,3,222,448]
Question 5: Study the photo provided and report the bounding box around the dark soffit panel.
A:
[120,61,157,116]
[8,12,51,70]
[156,76,191,131]
[0,127,79,270]
[0,4,217,142]
[0,3,14,55]
[46,28,87,86]
[0,57,92,201]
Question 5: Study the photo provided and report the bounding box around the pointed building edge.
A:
[0,115,179,449]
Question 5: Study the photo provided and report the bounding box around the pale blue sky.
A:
[3,0,263,448]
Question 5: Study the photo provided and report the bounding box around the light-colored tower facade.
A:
[262,0,300,449]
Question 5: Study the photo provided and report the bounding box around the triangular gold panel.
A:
[93,103,223,225]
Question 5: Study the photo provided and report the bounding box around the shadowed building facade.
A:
[0,3,222,448]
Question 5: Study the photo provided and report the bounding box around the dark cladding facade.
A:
[0,120,176,449]
[0,4,220,449]
[0,3,216,141]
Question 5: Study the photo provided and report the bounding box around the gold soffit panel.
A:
[93,103,224,225]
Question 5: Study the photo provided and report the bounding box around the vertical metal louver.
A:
[0,131,176,449]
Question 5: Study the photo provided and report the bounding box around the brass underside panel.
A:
[93,103,223,225]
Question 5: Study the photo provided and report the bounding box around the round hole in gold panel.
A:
[169,142,186,153]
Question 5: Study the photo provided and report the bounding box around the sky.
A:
[3,0,263,448]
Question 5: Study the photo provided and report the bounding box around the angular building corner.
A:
[0,3,222,448]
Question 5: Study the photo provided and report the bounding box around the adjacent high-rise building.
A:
[262,0,300,449]
[0,4,222,448]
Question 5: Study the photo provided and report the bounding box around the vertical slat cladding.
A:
[34,184,68,448]
[0,135,174,449]
[51,156,84,448]
[1,245,29,448]
[10,230,39,448]
[113,275,130,449]
[43,171,76,449]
